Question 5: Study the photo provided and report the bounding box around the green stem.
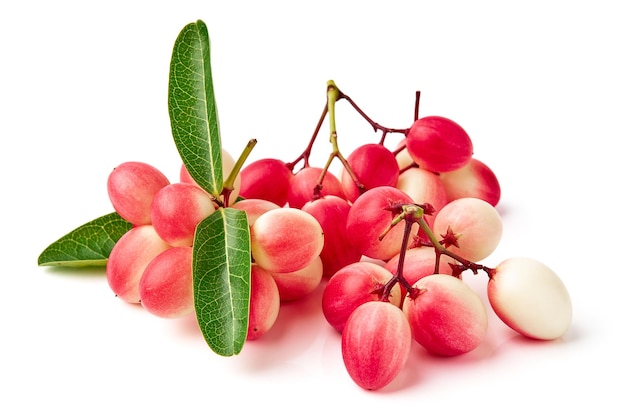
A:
[222,138,257,207]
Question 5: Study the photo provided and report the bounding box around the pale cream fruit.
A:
[488,257,572,340]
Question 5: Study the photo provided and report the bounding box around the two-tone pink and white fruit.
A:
[270,256,324,302]
[139,246,194,318]
[342,301,412,391]
[403,274,488,356]
[339,143,400,202]
[287,166,345,209]
[439,158,501,207]
[433,197,503,262]
[345,186,417,261]
[488,257,572,340]
[405,115,474,173]
[250,207,324,273]
[239,158,294,207]
[107,161,170,226]
[150,182,216,247]
[322,261,401,333]
[106,225,171,303]
[302,195,362,277]
[247,264,280,340]
[179,148,242,206]
[396,166,448,215]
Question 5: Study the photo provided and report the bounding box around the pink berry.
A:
[270,256,324,302]
[403,274,488,356]
[107,161,170,226]
[302,195,362,277]
[342,301,411,390]
[139,246,194,318]
[247,264,280,340]
[340,143,399,202]
[439,157,501,206]
[106,225,171,303]
[405,116,473,173]
[345,186,417,261]
[396,166,449,215]
[150,182,216,247]
[322,261,401,333]
[239,158,293,207]
[433,197,503,262]
[287,166,345,209]
[250,207,324,273]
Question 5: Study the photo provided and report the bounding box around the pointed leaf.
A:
[193,207,250,356]
[168,19,222,196]
[38,212,133,267]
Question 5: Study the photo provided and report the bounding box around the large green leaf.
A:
[38,212,133,267]
[193,208,251,356]
[168,19,222,196]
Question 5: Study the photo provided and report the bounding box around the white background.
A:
[2,1,624,415]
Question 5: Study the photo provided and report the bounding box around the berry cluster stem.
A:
[378,203,496,300]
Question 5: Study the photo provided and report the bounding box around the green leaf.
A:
[38,212,133,267]
[193,208,251,356]
[168,19,222,196]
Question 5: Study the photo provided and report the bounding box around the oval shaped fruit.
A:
[340,143,400,202]
[342,301,411,391]
[405,115,473,173]
[322,261,401,333]
[345,186,416,261]
[107,161,170,226]
[106,225,171,303]
[488,257,572,340]
[433,197,503,262]
[403,274,488,356]
[139,246,194,318]
[250,207,324,273]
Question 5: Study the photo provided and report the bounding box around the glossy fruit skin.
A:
[271,256,324,302]
[287,167,345,209]
[322,261,400,333]
[488,257,572,340]
[405,115,473,173]
[106,225,171,304]
[139,246,194,318]
[247,264,280,340]
[345,186,416,261]
[239,158,293,207]
[433,197,503,262]
[439,157,501,206]
[250,207,324,273]
[396,166,449,215]
[403,274,488,356]
[150,182,216,247]
[107,161,170,226]
[302,195,361,277]
[342,301,412,391]
[340,143,400,202]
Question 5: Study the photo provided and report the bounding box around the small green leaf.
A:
[193,208,250,356]
[168,19,222,196]
[38,212,133,267]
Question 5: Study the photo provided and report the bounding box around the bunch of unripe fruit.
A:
[104,114,572,391]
